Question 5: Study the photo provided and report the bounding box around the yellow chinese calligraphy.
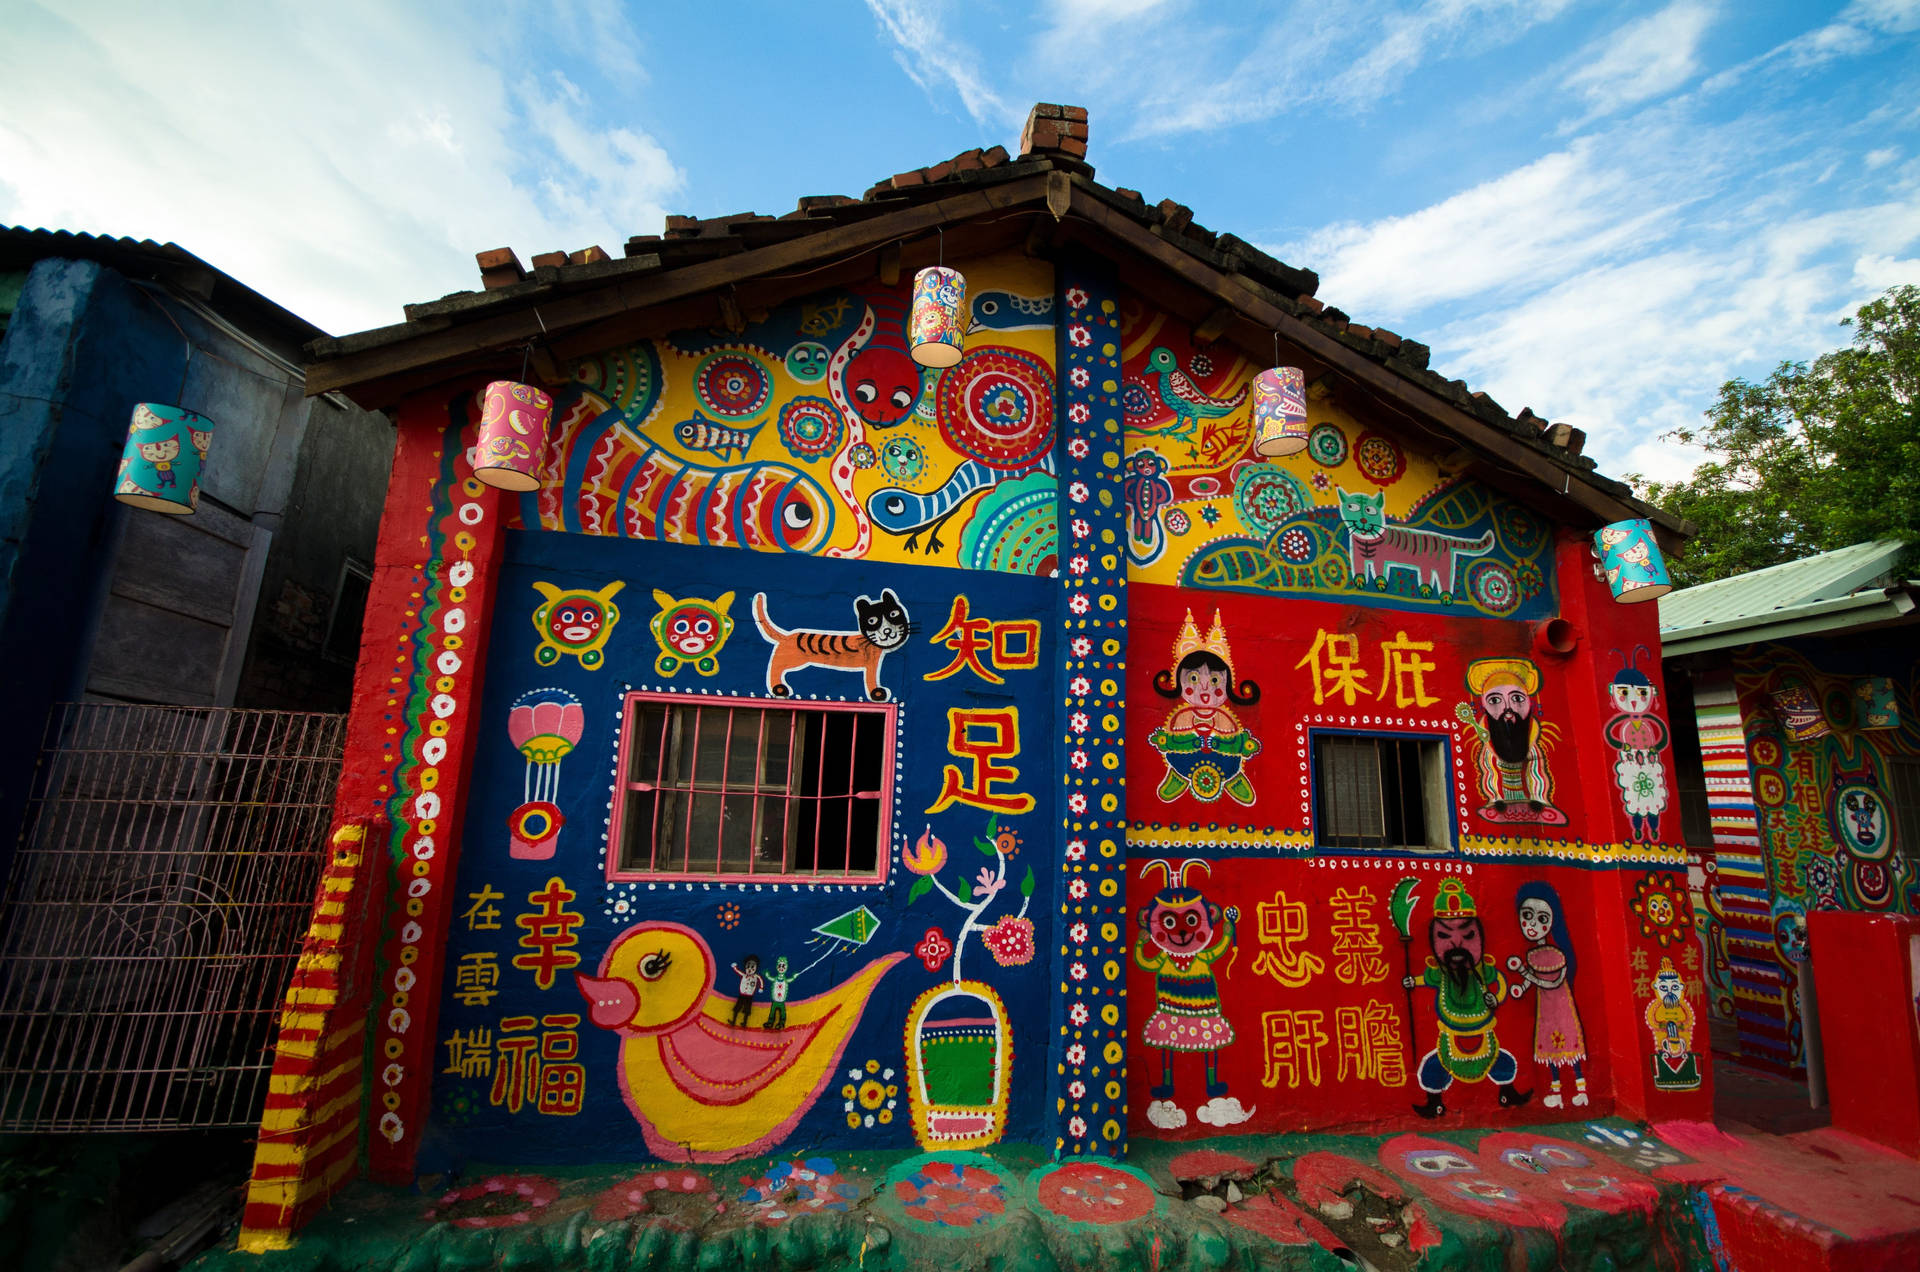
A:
[1328,887,1389,985]
[1251,890,1325,988]
[1294,630,1369,706]
[1335,1000,1407,1087]
[1260,1009,1328,1088]
[1376,631,1438,708]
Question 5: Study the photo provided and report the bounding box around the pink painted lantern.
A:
[475,380,553,491]
[1251,366,1309,457]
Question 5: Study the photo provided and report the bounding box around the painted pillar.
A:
[1050,253,1129,1157]
[1808,909,1920,1157]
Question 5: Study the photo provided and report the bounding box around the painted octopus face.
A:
[662,605,720,656]
[844,345,920,426]
[549,599,604,646]
[1150,898,1214,954]
[1517,898,1554,943]
[1433,916,1484,967]
[1609,682,1656,714]
[1179,665,1229,709]
[1481,685,1532,723]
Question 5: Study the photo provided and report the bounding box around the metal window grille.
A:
[0,704,345,1131]
[1313,734,1446,851]
[612,695,890,880]
[1889,756,1920,862]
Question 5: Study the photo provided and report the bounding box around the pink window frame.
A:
[605,690,895,885]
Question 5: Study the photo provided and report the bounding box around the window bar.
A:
[748,709,768,875]
[650,704,671,872]
[716,707,736,875]
[683,707,703,874]
[842,714,857,875]
[811,711,829,877]
[784,710,800,876]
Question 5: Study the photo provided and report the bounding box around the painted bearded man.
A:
[1455,657,1565,826]
[1402,878,1530,1118]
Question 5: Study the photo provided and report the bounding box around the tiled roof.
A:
[302,103,1664,530]
[1659,540,1913,634]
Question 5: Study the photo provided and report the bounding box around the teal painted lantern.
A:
[1593,517,1671,603]
[1855,676,1900,731]
[116,403,211,515]
[1251,365,1309,457]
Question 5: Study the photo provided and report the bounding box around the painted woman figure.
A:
[1149,609,1261,805]
[1507,882,1588,1109]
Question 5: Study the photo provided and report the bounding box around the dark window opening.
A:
[322,557,372,664]
[1313,734,1447,851]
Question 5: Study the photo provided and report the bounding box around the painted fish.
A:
[673,412,763,462]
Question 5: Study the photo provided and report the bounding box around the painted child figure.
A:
[1603,649,1670,843]
[761,955,796,1031]
[1133,859,1252,1130]
[1149,609,1261,806]
[1506,882,1588,1109]
[728,955,763,1028]
[1403,879,1530,1118]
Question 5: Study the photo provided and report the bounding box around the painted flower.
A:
[1069,924,1089,947]
[1069,366,1091,388]
[1069,1001,1090,1025]
[1069,325,1092,347]
[1068,403,1091,424]
[915,926,952,972]
[1065,287,1090,310]
[982,916,1036,966]
[612,897,631,916]
[840,1065,900,1128]
[1070,675,1091,696]
[994,827,1021,857]
[1068,793,1088,815]
[1199,504,1219,525]
[1069,1080,1087,1099]
[1310,470,1331,491]
[1068,878,1089,899]
[1070,711,1090,733]
[1066,839,1087,860]
[1068,437,1091,459]
[974,866,1006,900]
[1164,509,1191,535]
[1070,517,1091,540]
[1070,636,1091,657]
[1069,961,1088,981]
[1069,1116,1088,1138]
[1070,554,1090,576]
[1069,481,1090,503]
[1071,749,1089,769]
[904,825,948,876]
[1066,1043,1087,1065]
[1070,593,1091,615]
[716,903,741,929]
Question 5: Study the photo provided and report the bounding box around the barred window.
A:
[1313,734,1449,852]
[609,694,891,880]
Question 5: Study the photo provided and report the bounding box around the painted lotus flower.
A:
[981,916,1035,967]
[904,825,948,876]
[915,926,952,972]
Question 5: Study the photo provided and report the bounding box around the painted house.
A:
[241,105,1716,1246]
[1660,539,1920,1076]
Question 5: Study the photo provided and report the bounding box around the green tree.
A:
[1637,283,1920,588]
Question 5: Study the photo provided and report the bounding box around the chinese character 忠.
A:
[1251,890,1326,988]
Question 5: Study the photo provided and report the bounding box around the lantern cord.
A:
[1272,330,1279,367]
[937,225,944,268]
[519,340,534,386]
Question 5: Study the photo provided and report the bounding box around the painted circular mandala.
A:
[1028,1161,1159,1227]
[1495,502,1547,555]
[1754,771,1787,807]
[880,435,928,482]
[937,347,1055,469]
[1189,352,1214,377]
[1164,508,1192,535]
[1831,783,1893,860]
[1277,526,1317,564]
[1188,760,1225,800]
[1352,431,1406,486]
[848,442,877,469]
[1750,736,1783,768]
[1231,465,1310,538]
[778,396,843,461]
[1845,856,1897,910]
[695,352,772,421]
[1306,423,1348,467]
[885,1153,1012,1233]
[1319,554,1348,589]
[1514,560,1545,597]
[1466,559,1520,614]
[1121,382,1155,421]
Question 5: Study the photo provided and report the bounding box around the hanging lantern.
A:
[908,266,967,368]
[1592,517,1671,603]
[1251,365,1309,457]
[116,403,212,515]
[474,380,553,491]
[1771,681,1829,742]
[1855,676,1900,731]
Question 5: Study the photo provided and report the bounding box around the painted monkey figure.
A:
[1506,882,1588,1109]
[1149,609,1261,806]
[1401,878,1530,1118]
[1133,860,1253,1130]
[729,954,762,1028]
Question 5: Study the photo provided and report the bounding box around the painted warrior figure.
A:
[1402,878,1530,1117]
[1455,657,1565,825]
[1149,609,1261,805]
[1645,957,1702,1091]
[1133,859,1252,1130]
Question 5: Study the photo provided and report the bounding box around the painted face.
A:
[139,436,181,461]
[1643,893,1675,927]
[549,599,604,647]
[1655,969,1684,1005]
[1517,898,1554,943]
[773,957,788,975]
[1179,664,1229,709]
[1480,685,1531,723]
[662,605,721,656]
[785,341,830,383]
[1608,681,1656,714]
[1433,916,1483,966]
[844,344,920,426]
[1150,898,1215,955]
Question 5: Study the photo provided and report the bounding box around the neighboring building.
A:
[240,105,1715,1247]
[1660,540,1920,1074]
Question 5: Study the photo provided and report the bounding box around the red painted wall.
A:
[1810,909,1920,1157]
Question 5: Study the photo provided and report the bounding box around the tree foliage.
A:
[1637,284,1920,588]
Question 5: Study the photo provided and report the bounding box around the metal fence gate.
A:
[0,704,347,1131]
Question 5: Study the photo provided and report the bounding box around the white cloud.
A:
[864,0,1018,130]
[1562,1,1717,120]
[0,1,683,336]
[1866,147,1901,170]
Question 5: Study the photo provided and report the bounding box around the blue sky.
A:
[2,1,1916,483]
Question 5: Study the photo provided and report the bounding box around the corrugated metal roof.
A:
[1658,540,1910,633]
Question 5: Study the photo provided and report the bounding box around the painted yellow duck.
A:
[576,921,903,1160]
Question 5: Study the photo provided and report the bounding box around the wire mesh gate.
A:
[0,704,347,1131]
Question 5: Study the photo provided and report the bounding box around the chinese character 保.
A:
[1294,630,1368,707]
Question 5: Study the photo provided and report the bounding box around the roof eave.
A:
[1659,588,1917,657]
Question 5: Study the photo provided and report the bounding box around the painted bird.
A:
[966,290,1054,333]
[1144,346,1247,444]
[576,922,904,1161]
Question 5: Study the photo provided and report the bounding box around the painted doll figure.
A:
[1149,609,1261,805]
[139,435,181,488]
[1506,882,1588,1109]
[1604,650,1670,842]
[1133,859,1252,1130]
[1645,957,1702,1091]
[762,955,796,1031]
[1402,878,1530,1118]
[728,954,762,1028]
